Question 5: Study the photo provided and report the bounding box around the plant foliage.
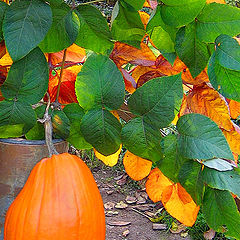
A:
[0,0,240,238]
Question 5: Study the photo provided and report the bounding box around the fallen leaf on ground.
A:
[108,221,131,226]
[204,229,216,240]
[104,202,115,210]
[152,223,167,230]
[105,211,119,217]
[170,223,187,234]
[122,229,130,237]
[115,201,128,209]
[125,196,137,204]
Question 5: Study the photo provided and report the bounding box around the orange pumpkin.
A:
[4,153,105,240]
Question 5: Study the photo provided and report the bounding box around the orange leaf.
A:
[207,0,225,3]
[155,56,209,85]
[120,68,137,93]
[228,99,240,119]
[123,151,152,181]
[145,168,172,202]
[139,11,150,29]
[222,125,240,155]
[49,44,86,66]
[48,65,82,104]
[110,41,156,68]
[162,183,200,227]
[94,145,122,167]
[180,84,233,131]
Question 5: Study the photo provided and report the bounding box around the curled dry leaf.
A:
[204,229,216,240]
[146,168,200,227]
[94,145,122,167]
[108,221,131,227]
[104,202,115,210]
[115,201,128,209]
[179,84,233,131]
[122,229,130,237]
[123,151,152,181]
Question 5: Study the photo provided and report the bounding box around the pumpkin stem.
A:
[44,93,59,157]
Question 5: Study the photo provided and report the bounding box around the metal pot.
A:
[0,138,69,239]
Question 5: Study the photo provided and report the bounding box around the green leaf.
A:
[214,35,240,71]
[157,134,187,183]
[52,110,70,139]
[177,113,234,160]
[196,3,240,43]
[203,167,240,198]
[80,109,122,155]
[149,26,175,53]
[75,5,113,54]
[178,160,204,205]
[123,0,145,10]
[203,187,240,239]
[76,54,125,111]
[111,0,145,47]
[0,2,7,42]
[208,36,240,102]
[0,100,36,136]
[121,117,163,162]
[1,47,49,104]
[202,158,235,171]
[161,0,206,28]
[3,0,52,61]
[63,103,92,150]
[175,22,209,78]
[128,74,183,129]
[25,123,45,140]
[39,3,79,53]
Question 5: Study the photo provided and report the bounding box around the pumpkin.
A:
[4,153,105,240]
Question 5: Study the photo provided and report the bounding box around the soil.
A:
[91,165,192,240]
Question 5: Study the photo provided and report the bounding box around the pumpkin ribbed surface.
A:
[4,153,105,240]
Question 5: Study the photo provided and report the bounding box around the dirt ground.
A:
[91,165,192,240]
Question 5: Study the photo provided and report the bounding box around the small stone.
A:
[152,223,168,230]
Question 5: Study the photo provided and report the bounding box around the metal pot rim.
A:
[0,138,64,146]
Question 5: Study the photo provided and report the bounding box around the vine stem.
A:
[79,0,105,5]
[55,48,67,102]
[44,93,58,157]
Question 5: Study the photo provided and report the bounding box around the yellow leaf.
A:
[145,168,172,202]
[228,99,240,119]
[0,51,13,66]
[94,145,122,167]
[162,183,200,227]
[180,84,233,131]
[139,11,150,29]
[123,151,152,181]
[222,127,240,155]
[207,0,225,3]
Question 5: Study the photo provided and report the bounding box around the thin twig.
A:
[79,0,105,5]
[55,48,67,102]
